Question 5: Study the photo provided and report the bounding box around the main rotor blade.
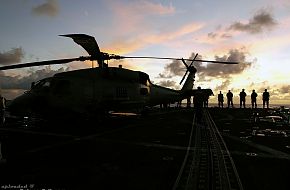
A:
[60,34,101,57]
[194,59,238,64]
[0,57,89,71]
[120,56,238,64]
[181,58,189,68]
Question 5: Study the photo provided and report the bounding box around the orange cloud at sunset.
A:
[104,22,204,55]
[110,0,175,17]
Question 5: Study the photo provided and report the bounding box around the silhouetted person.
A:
[203,94,209,107]
[0,94,5,126]
[239,89,247,108]
[251,90,258,108]
[226,90,234,108]
[218,91,224,108]
[194,87,204,123]
[263,89,270,109]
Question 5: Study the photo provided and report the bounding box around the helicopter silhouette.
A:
[0,34,238,120]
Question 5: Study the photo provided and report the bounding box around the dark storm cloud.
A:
[228,10,277,34]
[0,67,67,90]
[0,48,24,65]
[32,0,59,17]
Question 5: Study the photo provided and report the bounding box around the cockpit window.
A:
[43,81,50,87]
[139,72,150,86]
[32,79,51,91]
[31,78,71,95]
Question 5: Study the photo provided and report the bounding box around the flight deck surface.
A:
[0,109,194,189]
[0,108,290,190]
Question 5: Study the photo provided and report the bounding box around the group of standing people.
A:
[218,89,270,109]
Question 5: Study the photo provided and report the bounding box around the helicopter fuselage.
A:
[0,33,237,120]
[6,66,187,118]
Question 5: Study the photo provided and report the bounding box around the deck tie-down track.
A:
[173,109,244,190]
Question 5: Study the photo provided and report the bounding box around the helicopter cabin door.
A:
[49,78,74,113]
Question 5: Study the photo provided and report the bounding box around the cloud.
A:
[157,80,178,89]
[105,22,203,54]
[158,48,252,85]
[158,73,172,79]
[228,9,277,34]
[194,48,252,80]
[111,0,175,18]
[163,60,185,77]
[107,0,175,37]
[205,9,277,43]
[208,30,233,40]
[0,66,67,90]
[32,0,59,17]
[208,80,290,104]
[254,84,290,102]
[104,1,203,54]
[279,85,290,94]
[214,79,231,91]
[220,33,232,39]
[0,89,26,100]
[0,48,24,65]
[158,48,253,90]
[157,58,192,82]
[136,1,175,15]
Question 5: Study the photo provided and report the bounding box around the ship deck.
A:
[0,107,289,189]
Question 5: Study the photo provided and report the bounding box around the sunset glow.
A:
[1,0,290,104]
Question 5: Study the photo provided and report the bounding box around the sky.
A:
[1,0,290,104]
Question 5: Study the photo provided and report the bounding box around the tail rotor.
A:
[179,53,198,85]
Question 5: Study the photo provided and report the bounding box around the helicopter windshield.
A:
[31,78,52,92]
[139,72,150,86]
[31,78,71,95]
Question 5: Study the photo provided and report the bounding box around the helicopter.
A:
[0,34,238,120]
